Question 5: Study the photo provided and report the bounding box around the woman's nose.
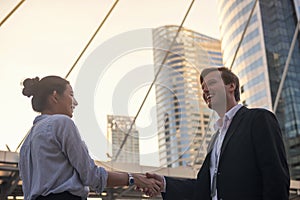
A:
[73,97,78,106]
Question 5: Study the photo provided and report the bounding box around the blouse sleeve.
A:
[53,115,108,193]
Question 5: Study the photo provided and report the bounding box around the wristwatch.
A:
[128,173,135,186]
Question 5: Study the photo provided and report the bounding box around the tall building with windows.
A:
[107,115,140,164]
[152,25,222,168]
[216,0,300,179]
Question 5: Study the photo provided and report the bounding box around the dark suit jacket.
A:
[162,106,290,200]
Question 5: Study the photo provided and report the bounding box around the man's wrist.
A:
[162,175,166,193]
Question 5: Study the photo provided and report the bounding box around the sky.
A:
[0,0,220,167]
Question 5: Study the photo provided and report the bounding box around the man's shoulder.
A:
[243,107,275,118]
[246,107,273,113]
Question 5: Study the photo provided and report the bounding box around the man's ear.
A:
[229,82,236,91]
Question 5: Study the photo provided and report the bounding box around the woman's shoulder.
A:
[48,114,75,126]
[50,114,72,119]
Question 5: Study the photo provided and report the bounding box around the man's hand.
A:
[136,172,165,197]
[133,173,163,197]
[146,172,164,182]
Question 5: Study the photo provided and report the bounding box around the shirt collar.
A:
[214,104,243,131]
[33,114,50,125]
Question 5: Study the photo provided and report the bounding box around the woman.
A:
[19,75,162,200]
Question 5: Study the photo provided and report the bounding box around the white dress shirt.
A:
[210,104,242,200]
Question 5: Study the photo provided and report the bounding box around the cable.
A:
[1,0,26,152]
[273,21,299,112]
[229,0,258,70]
[65,0,120,78]
[191,0,258,166]
[15,1,119,152]
[114,0,196,161]
[0,0,25,28]
[15,128,31,152]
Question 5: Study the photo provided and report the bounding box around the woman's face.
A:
[56,84,78,118]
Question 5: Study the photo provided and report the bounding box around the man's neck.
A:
[216,102,238,118]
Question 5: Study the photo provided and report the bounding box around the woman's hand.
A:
[133,173,163,197]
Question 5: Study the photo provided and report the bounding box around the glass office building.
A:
[152,25,222,168]
[217,0,300,179]
[107,115,140,164]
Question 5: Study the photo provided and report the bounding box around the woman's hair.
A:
[200,67,240,102]
[22,76,69,112]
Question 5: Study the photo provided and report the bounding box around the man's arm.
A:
[146,173,197,200]
[252,109,290,199]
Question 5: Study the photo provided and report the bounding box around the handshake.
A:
[131,172,164,197]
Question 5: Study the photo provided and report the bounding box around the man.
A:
[147,67,290,200]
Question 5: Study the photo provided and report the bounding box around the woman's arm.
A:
[107,171,163,196]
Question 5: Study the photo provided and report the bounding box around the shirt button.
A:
[217,172,221,175]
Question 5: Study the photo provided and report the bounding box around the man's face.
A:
[201,71,229,111]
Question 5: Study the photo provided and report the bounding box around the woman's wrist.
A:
[127,172,135,186]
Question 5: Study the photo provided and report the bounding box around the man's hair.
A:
[200,67,240,101]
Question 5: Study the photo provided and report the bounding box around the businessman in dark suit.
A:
[146,67,290,200]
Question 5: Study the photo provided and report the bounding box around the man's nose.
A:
[202,84,209,93]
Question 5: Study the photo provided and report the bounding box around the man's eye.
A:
[207,80,216,86]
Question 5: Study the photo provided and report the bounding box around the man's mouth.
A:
[206,94,213,102]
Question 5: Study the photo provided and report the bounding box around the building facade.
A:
[107,115,140,164]
[152,25,222,168]
[216,0,300,179]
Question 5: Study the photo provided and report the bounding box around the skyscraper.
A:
[107,115,140,164]
[152,25,222,168]
[216,0,300,179]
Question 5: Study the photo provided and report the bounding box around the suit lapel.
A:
[220,106,248,156]
[207,130,219,153]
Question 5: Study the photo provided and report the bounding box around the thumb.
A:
[146,172,156,179]
[146,172,162,182]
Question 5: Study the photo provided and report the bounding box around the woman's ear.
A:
[49,91,59,104]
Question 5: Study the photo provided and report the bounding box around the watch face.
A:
[129,176,135,186]
[128,173,135,186]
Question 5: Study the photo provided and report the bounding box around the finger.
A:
[147,190,154,197]
[145,172,153,178]
[148,173,163,183]
[144,190,152,197]
[155,179,163,187]
[148,184,159,194]
[147,172,160,180]
[150,188,159,197]
[135,186,143,192]
[154,183,161,193]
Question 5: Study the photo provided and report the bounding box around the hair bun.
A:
[22,77,40,97]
